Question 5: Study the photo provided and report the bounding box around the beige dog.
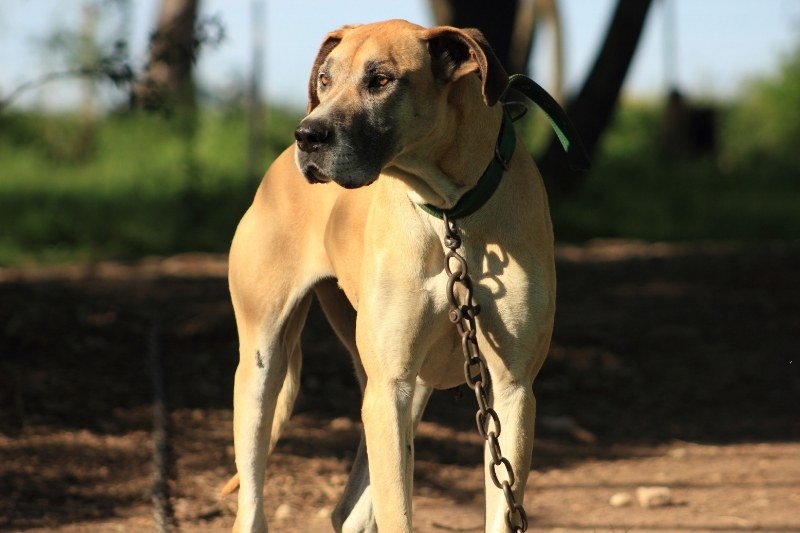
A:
[224,19,556,532]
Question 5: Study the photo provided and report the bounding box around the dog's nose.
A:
[294,120,332,153]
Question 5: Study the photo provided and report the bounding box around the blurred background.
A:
[1,1,799,531]
[1,0,799,263]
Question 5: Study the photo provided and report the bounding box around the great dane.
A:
[223,19,556,532]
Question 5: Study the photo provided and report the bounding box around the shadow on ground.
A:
[1,242,799,530]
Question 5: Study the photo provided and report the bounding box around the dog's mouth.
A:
[301,162,381,190]
[301,164,332,185]
[337,173,379,189]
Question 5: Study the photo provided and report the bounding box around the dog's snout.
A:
[295,120,332,153]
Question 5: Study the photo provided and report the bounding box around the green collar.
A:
[501,74,590,173]
[418,74,589,221]
[419,110,516,220]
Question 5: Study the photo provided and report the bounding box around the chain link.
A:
[442,214,528,533]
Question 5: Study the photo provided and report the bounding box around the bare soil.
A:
[1,241,799,532]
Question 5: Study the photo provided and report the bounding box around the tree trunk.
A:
[132,0,199,112]
[431,0,526,74]
[530,0,564,103]
[538,0,654,193]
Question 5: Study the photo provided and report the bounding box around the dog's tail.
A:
[219,335,304,499]
[220,472,240,497]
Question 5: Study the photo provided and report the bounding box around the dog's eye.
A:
[319,73,331,87]
[367,74,391,90]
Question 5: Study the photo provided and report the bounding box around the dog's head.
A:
[294,19,507,189]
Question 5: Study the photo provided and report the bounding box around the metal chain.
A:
[442,213,528,533]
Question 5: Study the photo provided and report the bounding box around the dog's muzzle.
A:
[294,113,389,189]
[295,119,335,184]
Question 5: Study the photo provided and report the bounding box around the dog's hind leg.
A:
[230,287,311,533]
[228,201,319,532]
[316,281,433,533]
[315,280,373,532]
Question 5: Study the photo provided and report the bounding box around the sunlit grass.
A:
[1,93,798,266]
[0,106,303,265]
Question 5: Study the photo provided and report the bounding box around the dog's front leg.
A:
[360,371,416,533]
[334,379,432,533]
[483,380,537,532]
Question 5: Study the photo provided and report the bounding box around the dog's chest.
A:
[413,274,470,389]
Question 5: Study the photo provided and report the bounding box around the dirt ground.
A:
[1,240,799,532]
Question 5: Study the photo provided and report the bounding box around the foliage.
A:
[0,107,302,265]
[533,38,800,242]
[2,69,800,265]
[546,100,800,242]
[721,42,800,170]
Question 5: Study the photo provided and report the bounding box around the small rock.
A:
[609,492,633,507]
[317,506,332,518]
[275,503,293,520]
[668,447,689,459]
[173,498,190,518]
[636,486,672,508]
[330,416,355,431]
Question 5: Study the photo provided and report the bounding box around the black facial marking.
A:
[255,349,264,369]
[295,56,408,189]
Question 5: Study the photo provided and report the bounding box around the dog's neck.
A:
[383,78,505,211]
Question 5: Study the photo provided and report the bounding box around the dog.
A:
[223,19,556,532]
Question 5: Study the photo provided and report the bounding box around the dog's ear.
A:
[424,26,508,106]
[307,26,357,113]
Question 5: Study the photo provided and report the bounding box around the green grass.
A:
[545,102,800,242]
[0,107,302,265]
[1,98,798,266]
